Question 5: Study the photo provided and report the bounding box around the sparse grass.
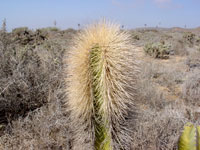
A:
[182,70,200,106]
[132,104,188,150]
[186,52,200,70]
[171,39,188,56]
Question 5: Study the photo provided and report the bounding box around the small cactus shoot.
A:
[65,20,139,150]
[178,123,200,150]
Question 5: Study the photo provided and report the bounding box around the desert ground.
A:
[0,26,200,149]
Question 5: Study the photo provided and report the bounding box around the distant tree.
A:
[0,18,9,51]
[54,20,57,27]
[121,25,124,29]
[158,22,161,27]
[78,23,80,29]
[144,24,147,28]
[184,25,187,28]
[1,18,6,32]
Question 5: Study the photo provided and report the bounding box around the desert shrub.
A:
[136,58,200,149]
[12,27,30,34]
[198,46,200,52]
[197,43,200,52]
[185,52,200,71]
[196,36,200,43]
[40,27,60,33]
[138,77,166,110]
[144,41,171,59]
[183,32,196,46]
[172,39,188,56]
[140,28,159,33]
[63,28,77,34]
[132,104,188,150]
[137,62,167,110]
[0,90,70,150]
[12,27,48,45]
[34,29,48,44]
[138,61,185,111]
[0,27,11,52]
[182,71,200,106]
[151,64,184,88]
[161,34,173,40]
[131,34,140,40]
[0,34,64,124]
[12,27,34,45]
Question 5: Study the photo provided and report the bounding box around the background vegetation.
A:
[0,23,200,149]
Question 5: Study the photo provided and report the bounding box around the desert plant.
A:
[132,34,140,40]
[144,41,171,59]
[178,123,200,150]
[41,27,60,32]
[132,104,187,150]
[183,32,196,46]
[65,20,139,150]
[1,18,6,32]
[0,91,69,150]
[182,71,200,106]
[11,27,48,46]
[198,46,200,52]
[0,33,64,124]
[12,27,34,45]
[12,27,30,35]
[0,19,10,51]
[185,52,200,71]
[196,36,200,43]
[171,39,188,56]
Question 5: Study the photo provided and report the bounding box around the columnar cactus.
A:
[65,20,139,150]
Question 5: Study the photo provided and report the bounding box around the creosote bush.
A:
[65,20,139,150]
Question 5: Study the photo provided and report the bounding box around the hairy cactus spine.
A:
[65,20,139,150]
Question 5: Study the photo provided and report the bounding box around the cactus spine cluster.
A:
[65,20,139,150]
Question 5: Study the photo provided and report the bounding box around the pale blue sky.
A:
[0,0,200,31]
